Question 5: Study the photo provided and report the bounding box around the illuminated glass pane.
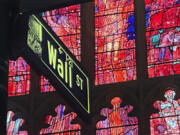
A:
[8,57,30,96]
[96,97,138,135]
[95,0,136,85]
[145,0,180,78]
[42,5,81,61]
[150,89,180,134]
[7,111,28,135]
[41,5,81,92]
[40,76,55,92]
[40,104,81,134]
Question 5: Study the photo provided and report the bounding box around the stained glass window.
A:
[40,5,81,92]
[7,111,28,135]
[40,104,81,134]
[40,76,55,92]
[96,97,138,135]
[150,89,180,134]
[42,5,81,61]
[95,0,136,85]
[8,57,30,96]
[145,0,180,78]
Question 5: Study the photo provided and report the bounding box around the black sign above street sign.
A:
[26,15,90,115]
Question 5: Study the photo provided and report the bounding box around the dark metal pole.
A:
[0,1,10,134]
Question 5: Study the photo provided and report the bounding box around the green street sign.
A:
[27,15,90,115]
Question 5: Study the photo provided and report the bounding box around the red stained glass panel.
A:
[40,104,81,135]
[8,57,30,96]
[7,111,28,135]
[145,0,180,78]
[95,0,136,85]
[150,89,180,134]
[42,5,81,61]
[41,5,81,92]
[40,76,55,92]
[96,97,138,135]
